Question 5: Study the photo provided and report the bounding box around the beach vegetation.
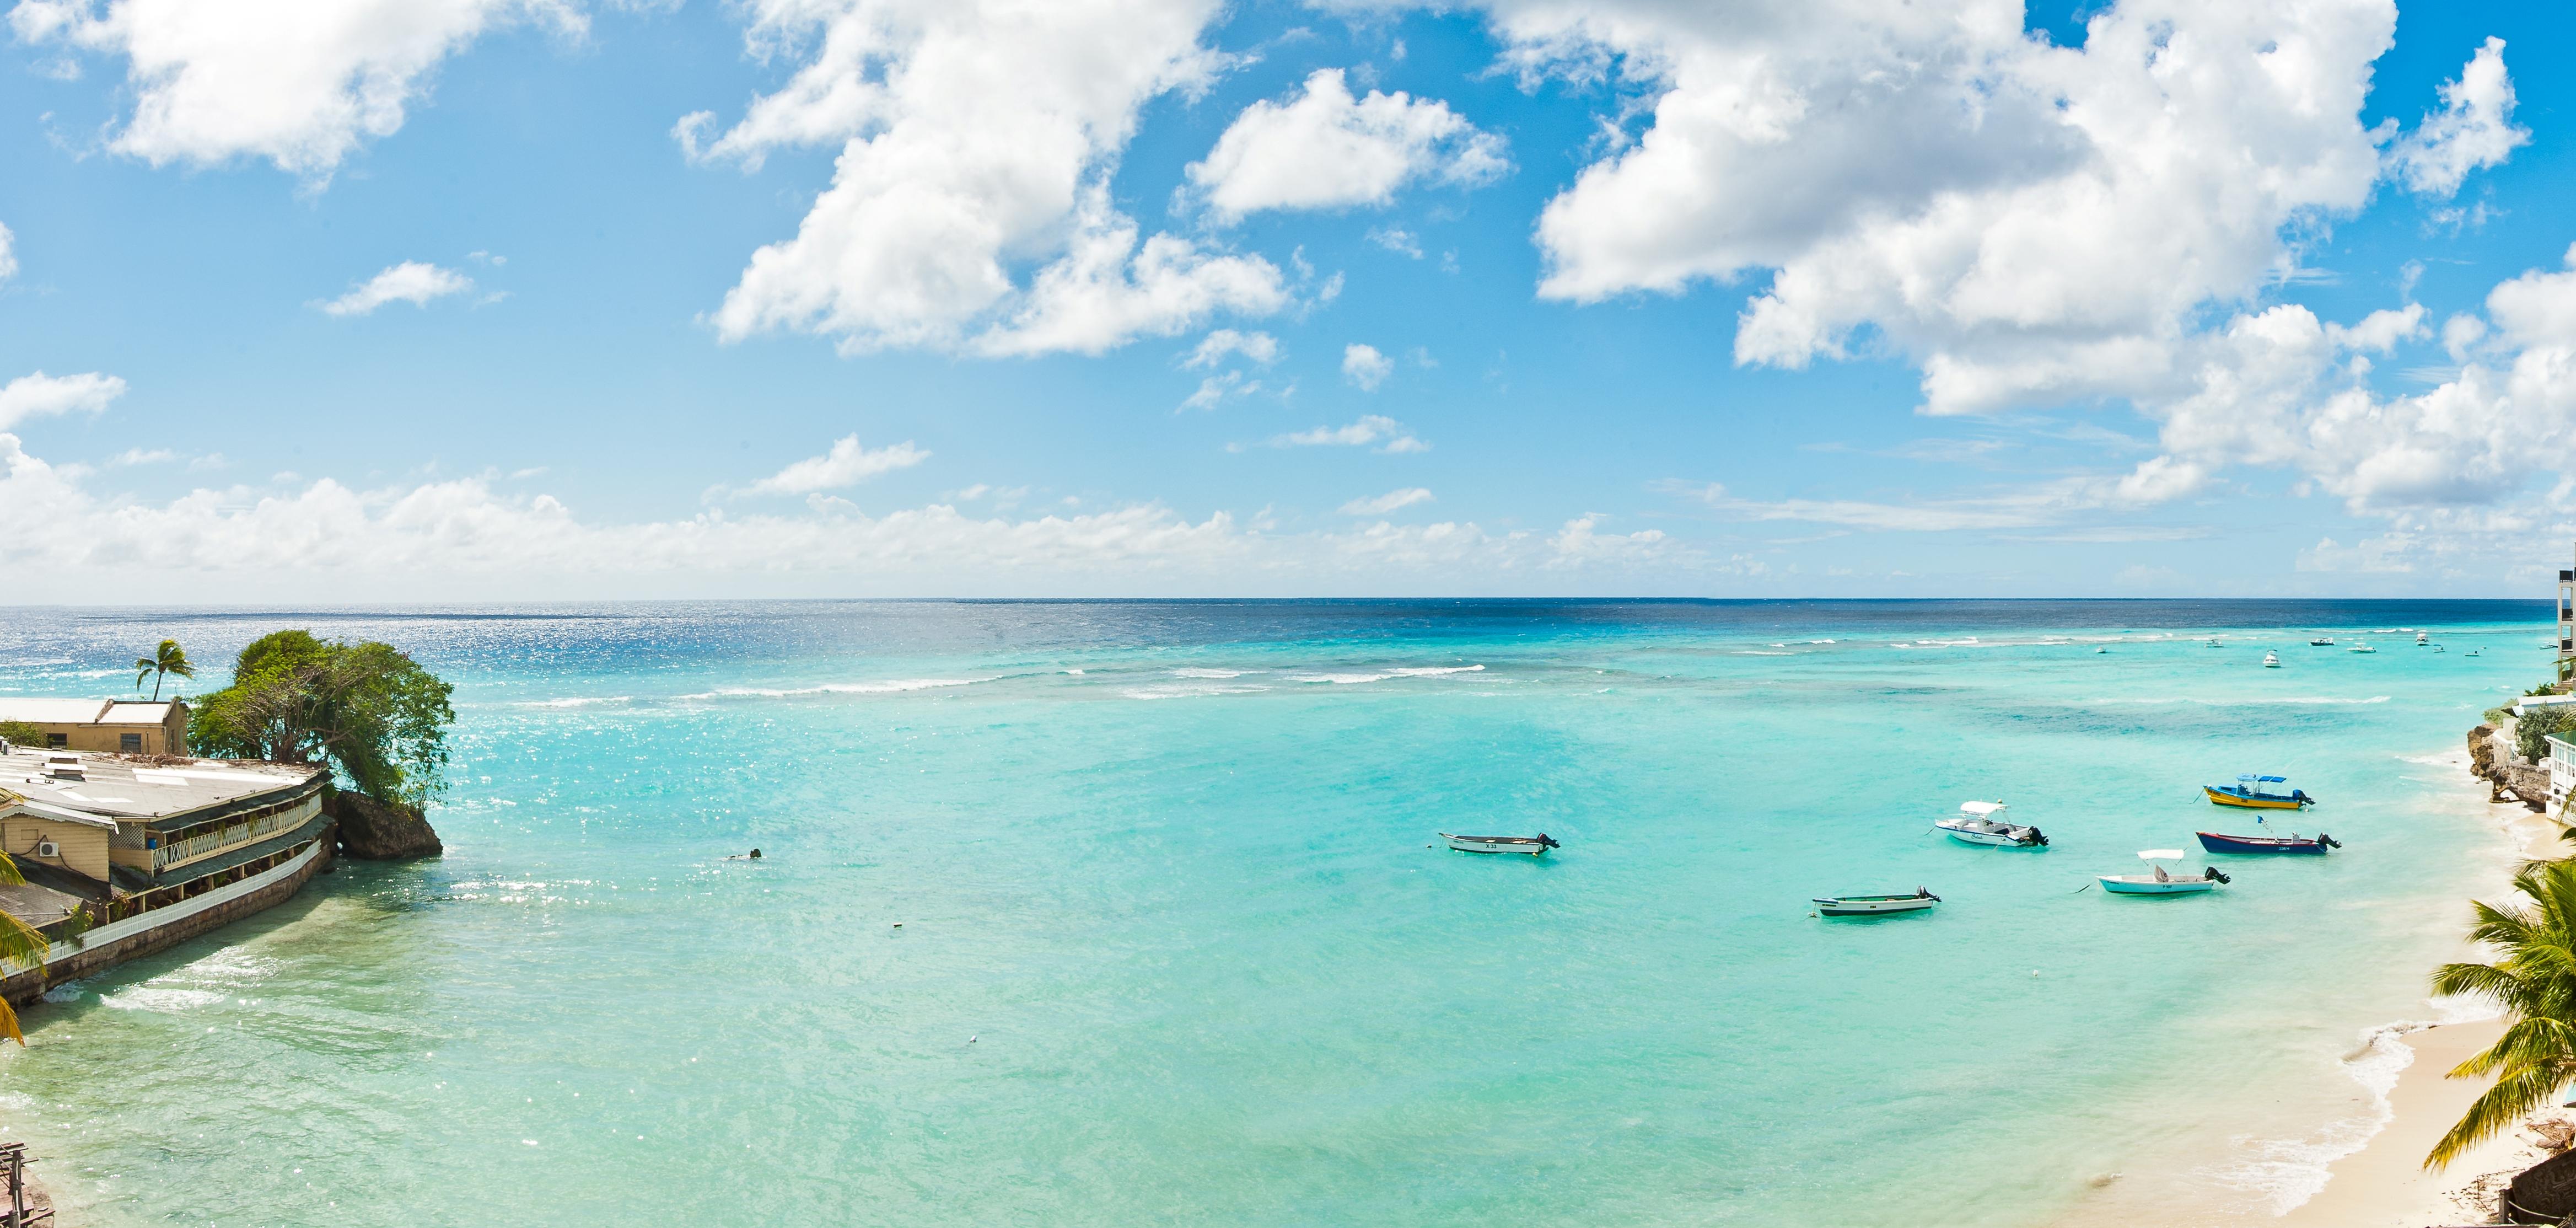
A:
[132,639,195,702]
[0,721,44,748]
[186,631,456,806]
[2518,705,2576,763]
[2487,706,2515,726]
[2427,860,2576,1167]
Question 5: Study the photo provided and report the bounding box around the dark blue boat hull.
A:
[2196,832,2328,855]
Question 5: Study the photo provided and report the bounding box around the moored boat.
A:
[1439,832,1559,855]
[1814,888,1940,916]
[1933,801,2047,848]
[2309,637,2334,646]
[2099,851,2230,895]
[2262,650,2280,668]
[2349,642,2377,653]
[2417,631,2429,646]
[2203,774,2313,809]
[2197,830,2339,855]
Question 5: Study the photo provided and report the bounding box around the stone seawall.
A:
[0,833,337,1007]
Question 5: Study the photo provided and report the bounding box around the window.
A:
[44,733,66,749]
[119,733,142,752]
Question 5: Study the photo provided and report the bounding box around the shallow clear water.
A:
[0,600,2548,1226]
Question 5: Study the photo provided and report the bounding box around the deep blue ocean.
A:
[0,599,2550,1226]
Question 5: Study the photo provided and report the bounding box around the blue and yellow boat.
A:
[2203,774,2314,809]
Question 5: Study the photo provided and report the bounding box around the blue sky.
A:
[1,0,2572,600]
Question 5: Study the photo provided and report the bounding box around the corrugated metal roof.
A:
[0,697,177,726]
[0,747,321,823]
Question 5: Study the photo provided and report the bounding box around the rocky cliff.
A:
[326,790,444,860]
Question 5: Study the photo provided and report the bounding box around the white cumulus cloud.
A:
[1501,0,2435,418]
[742,435,929,497]
[2387,37,2527,197]
[1183,329,1280,369]
[1187,68,1508,219]
[319,262,474,316]
[0,371,127,430]
[8,0,572,179]
[1271,414,1427,453]
[1342,343,1393,391]
[690,0,1285,357]
[1340,487,1433,516]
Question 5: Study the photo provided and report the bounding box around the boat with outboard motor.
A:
[1933,801,2047,848]
[2197,830,2338,855]
[2262,650,2280,668]
[2203,774,2313,809]
[1440,833,1559,855]
[2100,851,2231,895]
[2350,642,2377,653]
[2309,637,2334,646]
[1814,887,1941,916]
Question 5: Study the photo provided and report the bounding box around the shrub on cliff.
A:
[2518,703,2576,763]
[188,631,456,806]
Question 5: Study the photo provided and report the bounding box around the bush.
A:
[2487,707,2515,726]
[0,720,44,748]
[2519,704,2576,763]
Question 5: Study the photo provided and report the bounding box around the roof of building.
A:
[0,747,324,825]
[0,879,85,929]
[0,698,179,726]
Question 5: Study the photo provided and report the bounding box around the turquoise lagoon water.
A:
[0,600,2552,1227]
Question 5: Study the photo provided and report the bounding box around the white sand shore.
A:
[2264,801,2576,1225]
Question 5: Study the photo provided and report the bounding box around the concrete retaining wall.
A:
[0,832,336,1006]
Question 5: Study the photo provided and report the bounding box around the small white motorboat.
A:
[1934,801,2047,848]
[2099,850,2231,896]
[2309,637,2334,646]
[2094,646,2109,654]
[2417,631,2429,646]
[1439,833,1559,856]
[2349,642,2377,654]
[1814,888,1940,916]
[2262,650,2280,668]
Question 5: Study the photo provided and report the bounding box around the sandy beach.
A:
[2261,792,2576,1226]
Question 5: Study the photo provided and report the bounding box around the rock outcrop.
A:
[2469,718,2555,812]
[327,790,443,860]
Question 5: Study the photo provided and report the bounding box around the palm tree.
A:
[2427,859,2576,1167]
[133,639,195,702]
[0,793,55,1045]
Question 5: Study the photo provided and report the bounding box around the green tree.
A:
[2428,860,2576,1167]
[2519,703,2576,764]
[132,638,195,702]
[188,631,456,806]
[0,720,44,748]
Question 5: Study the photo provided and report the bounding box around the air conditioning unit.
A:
[33,839,58,859]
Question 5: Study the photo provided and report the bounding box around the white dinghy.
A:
[1439,833,1559,856]
[1933,801,2047,848]
[1813,888,1941,917]
[2099,850,2231,896]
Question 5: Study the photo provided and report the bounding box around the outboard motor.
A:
[2203,866,2233,884]
[2318,833,2340,849]
[2293,789,2313,805]
[2026,827,2048,847]
[1538,834,1561,849]
[1916,887,1942,902]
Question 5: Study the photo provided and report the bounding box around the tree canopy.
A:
[187,631,456,806]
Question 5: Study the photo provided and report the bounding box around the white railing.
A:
[0,840,324,978]
[151,796,319,872]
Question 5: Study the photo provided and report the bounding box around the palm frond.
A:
[2430,1059,2576,1167]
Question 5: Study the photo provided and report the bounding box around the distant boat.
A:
[2207,638,2222,648]
[2197,830,2339,855]
[1440,833,1559,855]
[1814,888,1940,916]
[1934,801,2047,848]
[2095,646,2109,654]
[2467,648,2483,657]
[2417,631,2429,646]
[2100,851,2230,895]
[2433,644,2445,653]
[2309,637,2334,646]
[2204,774,2314,809]
[2349,642,2377,654]
[2263,650,2281,668]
